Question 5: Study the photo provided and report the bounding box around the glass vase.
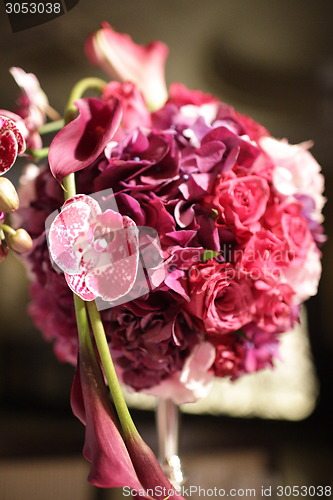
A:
[156,398,185,488]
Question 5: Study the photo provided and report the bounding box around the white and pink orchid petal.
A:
[48,201,91,274]
[85,252,139,302]
[65,273,97,301]
[63,194,102,222]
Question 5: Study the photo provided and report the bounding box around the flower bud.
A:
[7,228,32,253]
[0,177,19,212]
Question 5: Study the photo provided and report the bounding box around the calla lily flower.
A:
[49,97,122,182]
[71,338,146,491]
[71,324,183,499]
[85,23,169,110]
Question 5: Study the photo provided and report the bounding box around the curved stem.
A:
[26,147,49,162]
[38,119,64,135]
[0,224,16,236]
[64,77,108,124]
[86,300,138,438]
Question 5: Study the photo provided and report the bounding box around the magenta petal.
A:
[49,97,122,182]
[125,434,185,500]
[0,115,26,155]
[70,349,146,491]
[0,129,18,175]
[48,201,91,274]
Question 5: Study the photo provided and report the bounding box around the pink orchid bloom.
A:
[0,114,26,175]
[10,67,49,129]
[48,194,139,302]
[49,97,122,182]
[85,23,169,110]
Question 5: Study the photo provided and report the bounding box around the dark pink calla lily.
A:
[71,328,184,498]
[71,341,147,491]
[125,434,184,500]
[0,114,26,175]
[85,23,168,110]
[49,97,122,182]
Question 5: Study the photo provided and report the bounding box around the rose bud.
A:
[7,228,33,253]
[0,177,19,212]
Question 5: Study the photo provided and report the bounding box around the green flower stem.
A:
[73,293,94,354]
[61,75,136,439]
[0,224,16,237]
[64,77,108,125]
[38,119,64,135]
[26,147,49,162]
[62,170,137,438]
[86,300,138,438]
[62,173,77,200]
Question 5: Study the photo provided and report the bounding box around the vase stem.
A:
[156,398,185,488]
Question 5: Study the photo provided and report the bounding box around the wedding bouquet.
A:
[0,23,325,496]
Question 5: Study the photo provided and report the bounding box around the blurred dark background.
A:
[0,1,332,498]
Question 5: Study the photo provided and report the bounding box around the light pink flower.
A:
[146,342,216,404]
[48,194,139,302]
[0,114,26,175]
[283,242,322,303]
[10,67,49,130]
[260,136,325,223]
[85,23,169,110]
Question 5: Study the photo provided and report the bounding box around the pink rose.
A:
[186,262,255,335]
[210,334,246,379]
[212,172,270,240]
[264,200,312,263]
[253,281,296,333]
[236,229,291,282]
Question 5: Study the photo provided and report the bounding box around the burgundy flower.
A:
[49,97,122,182]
